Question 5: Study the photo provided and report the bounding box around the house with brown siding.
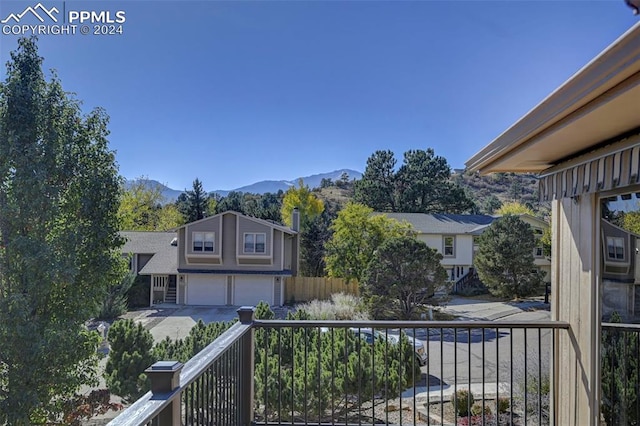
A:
[121,210,299,307]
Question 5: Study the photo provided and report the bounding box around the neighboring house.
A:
[600,219,640,322]
[379,212,551,285]
[121,231,178,306]
[518,213,552,282]
[121,210,299,307]
[466,21,640,425]
[380,213,494,282]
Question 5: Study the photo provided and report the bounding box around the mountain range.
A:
[127,169,362,202]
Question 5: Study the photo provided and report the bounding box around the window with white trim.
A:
[443,236,455,257]
[244,233,266,254]
[193,232,215,252]
[606,236,625,260]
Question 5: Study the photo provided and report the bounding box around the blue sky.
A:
[0,1,637,192]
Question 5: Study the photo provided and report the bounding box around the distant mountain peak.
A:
[127,168,362,202]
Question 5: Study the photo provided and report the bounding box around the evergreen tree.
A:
[0,37,125,423]
[300,203,338,276]
[104,320,155,402]
[180,178,209,222]
[354,150,397,212]
[362,236,447,319]
[355,148,473,214]
[601,312,640,425]
[214,191,246,215]
[474,215,544,299]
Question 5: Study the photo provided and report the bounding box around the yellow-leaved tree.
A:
[280,179,324,229]
[495,201,535,216]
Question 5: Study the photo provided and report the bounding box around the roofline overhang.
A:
[176,210,297,235]
[466,21,640,174]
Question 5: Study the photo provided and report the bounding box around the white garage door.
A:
[234,276,273,306]
[186,275,227,305]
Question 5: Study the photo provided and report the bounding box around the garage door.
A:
[186,275,227,305]
[234,276,273,306]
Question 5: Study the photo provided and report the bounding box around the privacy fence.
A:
[284,277,359,303]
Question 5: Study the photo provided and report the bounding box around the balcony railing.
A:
[108,308,569,426]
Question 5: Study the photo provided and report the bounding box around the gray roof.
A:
[121,231,176,254]
[379,213,496,235]
[120,231,178,275]
[139,245,178,275]
[176,211,297,235]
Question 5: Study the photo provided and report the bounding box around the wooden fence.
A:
[284,277,359,303]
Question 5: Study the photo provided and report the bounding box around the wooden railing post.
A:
[237,306,256,426]
[145,361,183,425]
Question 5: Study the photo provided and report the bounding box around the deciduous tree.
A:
[495,201,535,216]
[0,37,125,422]
[362,236,447,319]
[474,215,544,299]
[325,203,413,282]
[119,178,172,230]
[281,179,324,228]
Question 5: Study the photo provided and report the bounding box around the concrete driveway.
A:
[125,304,293,342]
[441,296,550,321]
[125,297,549,343]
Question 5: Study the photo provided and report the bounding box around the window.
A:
[443,236,455,257]
[607,236,625,260]
[244,233,266,253]
[534,246,544,258]
[193,232,214,252]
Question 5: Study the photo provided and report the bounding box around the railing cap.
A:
[145,360,183,373]
[237,306,256,324]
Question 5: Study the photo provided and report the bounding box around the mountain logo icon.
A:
[1,3,59,24]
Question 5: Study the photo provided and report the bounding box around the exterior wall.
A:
[417,233,475,266]
[283,235,293,271]
[552,194,598,426]
[177,213,293,273]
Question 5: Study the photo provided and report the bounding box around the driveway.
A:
[125,304,293,342]
[441,296,550,321]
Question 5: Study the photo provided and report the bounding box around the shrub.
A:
[253,305,418,423]
[496,396,510,414]
[297,293,368,320]
[98,272,135,320]
[454,389,475,417]
[127,275,151,308]
[470,402,492,416]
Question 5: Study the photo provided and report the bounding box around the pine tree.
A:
[180,178,210,222]
[474,215,544,299]
[104,319,155,402]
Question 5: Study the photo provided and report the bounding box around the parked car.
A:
[350,328,428,366]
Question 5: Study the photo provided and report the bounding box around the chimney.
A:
[291,208,300,232]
